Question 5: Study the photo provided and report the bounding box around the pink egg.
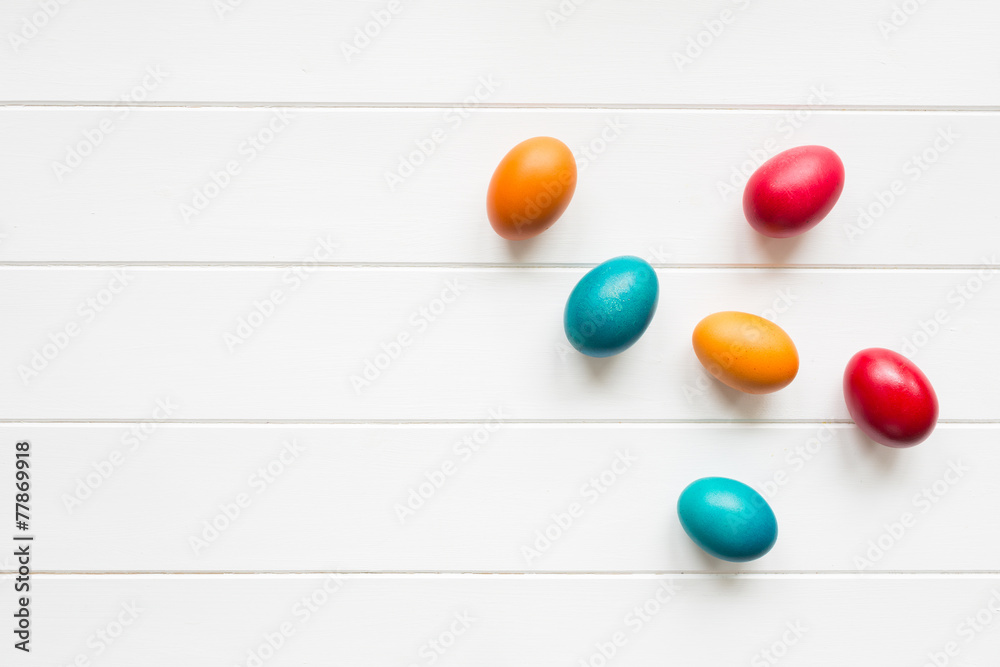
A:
[743,145,845,238]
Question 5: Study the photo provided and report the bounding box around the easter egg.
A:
[677,477,778,562]
[691,311,798,394]
[564,256,658,357]
[743,145,845,238]
[843,348,939,448]
[487,136,577,240]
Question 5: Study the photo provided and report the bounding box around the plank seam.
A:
[0,264,995,271]
[11,571,1000,578]
[2,103,1000,112]
[0,420,993,426]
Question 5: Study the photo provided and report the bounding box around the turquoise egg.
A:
[677,477,778,562]
[563,256,658,357]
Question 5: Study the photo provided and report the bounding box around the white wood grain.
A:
[0,108,993,265]
[3,2,998,661]
[1,267,995,421]
[4,574,1000,666]
[2,1,998,106]
[3,424,994,573]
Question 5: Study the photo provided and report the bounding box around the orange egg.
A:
[486,136,577,240]
[692,311,799,394]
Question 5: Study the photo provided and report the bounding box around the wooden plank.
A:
[1,268,995,420]
[0,108,993,264]
[5,574,1000,665]
[2,1,998,106]
[2,424,994,573]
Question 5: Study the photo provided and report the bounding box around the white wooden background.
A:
[2,1,999,664]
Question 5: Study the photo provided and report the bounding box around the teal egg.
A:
[677,477,778,562]
[563,256,658,357]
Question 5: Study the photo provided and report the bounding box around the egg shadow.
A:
[693,546,744,576]
[670,519,746,582]
[682,350,774,420]
[576,352,620,382]
[688,547,749,591]
[844,425,903,474]
[749,228,808,266]
[502,236,543,263]
[708,379,752,410]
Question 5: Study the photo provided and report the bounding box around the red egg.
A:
[743,145,845,238]
[843,348,939,448]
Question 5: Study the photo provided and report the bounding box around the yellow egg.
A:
[691,311,799,394]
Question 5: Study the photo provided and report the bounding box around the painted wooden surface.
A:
[0,424,993,573]
[1,0,996,664]
[0,109,991,265]
[6,575,1000,666]
[1,268,995,420]
[2,1,999,106]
